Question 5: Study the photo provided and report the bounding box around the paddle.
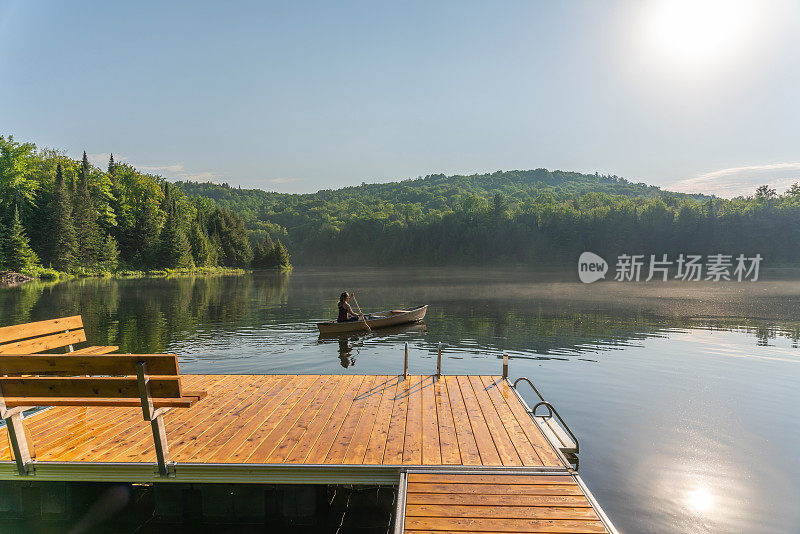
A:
[351,293,371,332]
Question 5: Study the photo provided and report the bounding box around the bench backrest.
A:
[0,354,186,408]
[0,316,86,354]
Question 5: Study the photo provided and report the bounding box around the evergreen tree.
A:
[188,210,216,267]
[206,208,252,267]
[73,151,101,265]
[158,184,194,268]
[4,206,39,271]
[0,218,6,268]
[271,240,291,269]
[251,235,275,268]
[107,153,116,176]
[98,235,120,271]
[50,163,77,271]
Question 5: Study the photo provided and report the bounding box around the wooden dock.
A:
[0,374,617,532]
[397,471,612,533]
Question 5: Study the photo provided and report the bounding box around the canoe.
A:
[318,321,428,340]
[317,305,428,334]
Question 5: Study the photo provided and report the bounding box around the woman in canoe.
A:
[337,292,361,322]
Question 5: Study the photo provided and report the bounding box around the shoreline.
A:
[0,266,270,286]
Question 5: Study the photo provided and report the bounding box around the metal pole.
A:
[404,342,409,379]
[437,342,442,378]
[502,354,509,379]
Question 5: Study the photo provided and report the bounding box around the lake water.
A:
[1,268,799,533]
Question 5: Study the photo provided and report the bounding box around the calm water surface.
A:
[1,268,799,533]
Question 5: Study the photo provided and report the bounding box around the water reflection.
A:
[1,270,799,533]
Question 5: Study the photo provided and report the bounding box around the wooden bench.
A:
[0,354,206,477]
[0,315,118,355]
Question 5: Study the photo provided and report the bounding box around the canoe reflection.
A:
[317,322,427,368]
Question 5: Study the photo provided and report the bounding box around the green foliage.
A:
[0,134,292,277]
[73,151,102,266]
[98,235,120,271]
[0,135,39,213]
[21,266,60,280]
[270,241,291,270]
[0,218,5,267]
[206,208,252,267]
[50,163,77,271]
[158,184,194,269]
[188,216,216,267]
[4,206,40,271]
[178,173,800,267]
[252,235,291,270]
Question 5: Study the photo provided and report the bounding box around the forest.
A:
[179,171,800,267]
[0,136,290,277]
[4,132,799,275]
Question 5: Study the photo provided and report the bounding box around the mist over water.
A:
[1,269,799,533]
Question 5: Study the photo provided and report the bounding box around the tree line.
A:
[6,132,798,273]
[0,136,290,276]
[179,170,800,267]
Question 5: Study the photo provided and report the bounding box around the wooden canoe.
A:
[317,305,428,334]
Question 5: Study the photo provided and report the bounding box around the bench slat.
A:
[0,354,178,375]
[0,316,84,345]
[2,396,198,408]
[0,330,87,355]
[70,346,119,355]
[0,376,181,399]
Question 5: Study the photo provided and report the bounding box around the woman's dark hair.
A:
[339,292,349,302]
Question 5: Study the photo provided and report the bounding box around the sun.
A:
[640,0,758,71]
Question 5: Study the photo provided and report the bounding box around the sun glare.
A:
[641,0,758,71]
[686,487,716,513]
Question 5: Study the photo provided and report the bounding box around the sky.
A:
[1,0,799,197]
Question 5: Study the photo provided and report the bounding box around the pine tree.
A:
[271,240,291,269]
[188,211,216,267]
[4,206,39,272]
[51,163,77,271]
[158,184,194,269]
[73,151,101,266]
[251,235,276,268]
[0,218,6,268]
[107,153,115,176]
[206,208,252,267]
[98,235,119,271]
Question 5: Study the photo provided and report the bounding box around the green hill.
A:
[178,169,789,268]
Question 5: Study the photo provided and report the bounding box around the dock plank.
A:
[406,483,585,496]
[403,516,607,532]
[421,376,442,465]
[383,376,410,464]
[456,376,502,465]
[468,375,522,466]
[405,504,600,520]
[443,376,482,466]
[225,375,318,463]
[324,375,379,464]
[404,494,592,507]
[192,374,313,463]
[434,377,461,465]
[403,375,424,465]
[479,376,543,467]
[100,375,247,462]
[403,472,610,534]
[292,375,365,463]
[342,375,392,464]
[265,375,348,463]
[500,377,564,467]
[361,376,400,464]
